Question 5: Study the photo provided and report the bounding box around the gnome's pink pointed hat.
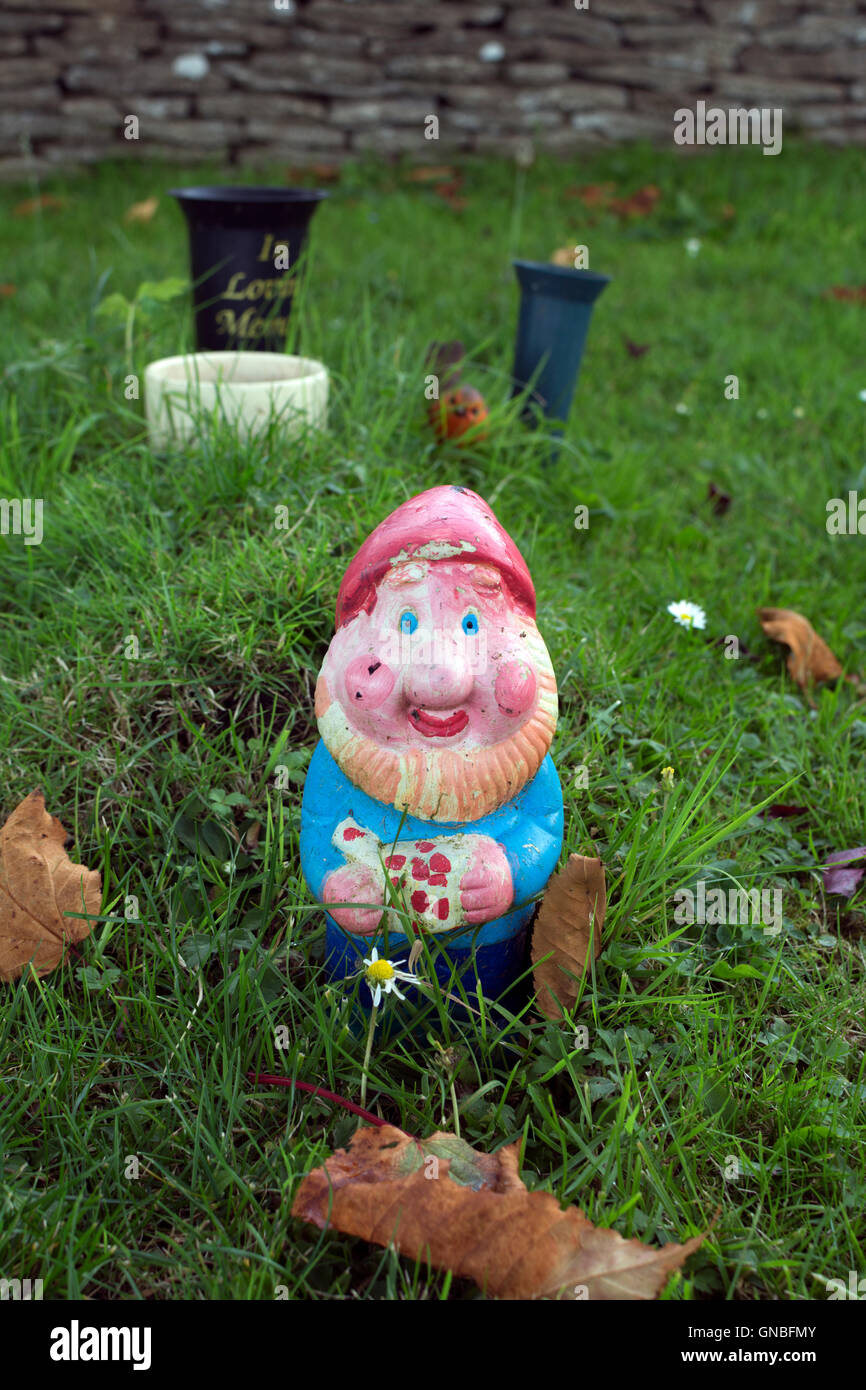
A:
[335,485,536,629]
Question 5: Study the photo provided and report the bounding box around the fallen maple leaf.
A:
[0,284,16,298]
[0,790,102,982]
[822,847,866,897]
[756,607,845,691]
[123,196,159,224]
[551,246,576,268]
[531,854,606,1021]
[13,194,66,217]
[292,1124,706,1300]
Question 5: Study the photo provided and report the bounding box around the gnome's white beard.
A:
[315,624,558,824]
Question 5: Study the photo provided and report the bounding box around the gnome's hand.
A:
[459,840,513,925]
[323,863,385,935]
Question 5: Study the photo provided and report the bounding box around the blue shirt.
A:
[300,740,563,947]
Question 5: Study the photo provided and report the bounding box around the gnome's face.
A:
[315,557,558,823]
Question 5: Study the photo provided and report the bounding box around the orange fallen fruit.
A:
[428,384,489,445]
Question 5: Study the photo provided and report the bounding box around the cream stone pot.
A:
[144,351,328,449]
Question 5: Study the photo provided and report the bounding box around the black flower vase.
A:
[170,185,328,352]
[510,259,611,434]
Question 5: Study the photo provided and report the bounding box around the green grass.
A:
[0,141,864,1301]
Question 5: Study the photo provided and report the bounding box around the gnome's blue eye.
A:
[399,610,418,634]
[462,612,480,635]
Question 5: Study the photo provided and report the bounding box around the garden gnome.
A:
[300,484,563,1003]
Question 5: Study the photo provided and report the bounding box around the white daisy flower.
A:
[859,389,866,403]
[756,407,768,420]
[684,237,701,257]
[792,406,805,419]
[667,600,706,631]
[361,946,418,1007]
[674,401,690,415]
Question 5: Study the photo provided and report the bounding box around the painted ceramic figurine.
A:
[300,484,563,1002]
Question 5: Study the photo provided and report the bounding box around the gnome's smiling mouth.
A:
[408,708,470,738]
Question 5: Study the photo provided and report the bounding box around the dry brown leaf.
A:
[0,790,101,982]
[292,1124,706,1300]
[284,163,341,184]
[531,853,606,1020]
[424,338,465,390]
[565,182,616,207]
[0,284,16,298]
[624,336,650,358]
[123,196,159,224]
[561,183,656,218]
[824,285,866,303]
[550,247,575,267]
[609,184,661,218]
[756,607,845,690]
[404,165,456,182]
[13,194,66,217]
[309,162,341,182]
[434,178,467,211]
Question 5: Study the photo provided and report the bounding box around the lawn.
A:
[0,140,864,1301]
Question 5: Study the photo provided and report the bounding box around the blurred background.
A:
[2,0,864,180]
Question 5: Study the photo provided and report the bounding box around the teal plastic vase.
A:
[511,259,611,431]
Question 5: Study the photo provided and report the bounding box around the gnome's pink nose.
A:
[403,658,474,709]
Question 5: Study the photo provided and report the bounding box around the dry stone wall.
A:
[1,0,865,179]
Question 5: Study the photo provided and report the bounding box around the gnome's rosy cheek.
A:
[494,659,537,718]
[343,654,395,709]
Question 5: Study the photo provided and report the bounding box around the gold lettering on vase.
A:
[214,307,289,339]
[222,271,296,302]
[256,233,290,266]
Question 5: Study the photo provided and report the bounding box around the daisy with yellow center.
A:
[354,947,423,1105]
[666,599,706,631]
[361,947,418,1007]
